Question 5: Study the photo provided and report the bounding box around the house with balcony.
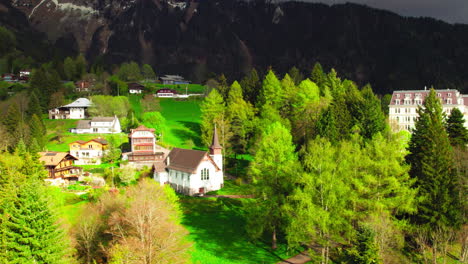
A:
[39,152,82,180]
[69,138,109,165]
[122,125,169,166]
[48,98,92,119]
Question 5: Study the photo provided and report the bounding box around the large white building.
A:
[153,127,224,196]
[389,89,468,131]
[48,98,92,119]
[70,116,121,134]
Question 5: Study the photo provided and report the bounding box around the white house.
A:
[48,98,92,119]
[71,116,122,134]
[153,126,223,195]
[156,88,178,98]
[389,89,468,131]
[128,83,144,94]
[122,125,168,166]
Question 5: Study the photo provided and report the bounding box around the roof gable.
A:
[165,148,219,174]
[39,152,78,166]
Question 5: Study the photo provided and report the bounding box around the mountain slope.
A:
[4,0,468,94]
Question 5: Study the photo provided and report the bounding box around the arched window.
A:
[201,168,209,180]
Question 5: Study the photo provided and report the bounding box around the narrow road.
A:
[202,194,254,198]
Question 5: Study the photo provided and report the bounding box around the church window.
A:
[201,168,209,180]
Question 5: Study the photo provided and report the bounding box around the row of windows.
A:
[396,92,453,99]
[394,116,417,122]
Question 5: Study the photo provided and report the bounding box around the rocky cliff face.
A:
[4,0,468,93]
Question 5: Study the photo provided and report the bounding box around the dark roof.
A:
[128,82,144,90]
[76,120,91,129]
[166,148,210,174]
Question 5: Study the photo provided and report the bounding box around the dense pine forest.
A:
[0,10,467,264]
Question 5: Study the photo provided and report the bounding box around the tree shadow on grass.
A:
[171,121,203,148]
[180,197,290,263]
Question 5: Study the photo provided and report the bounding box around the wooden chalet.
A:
[39,152,82,179]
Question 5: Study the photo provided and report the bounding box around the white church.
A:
[153,127,224,195]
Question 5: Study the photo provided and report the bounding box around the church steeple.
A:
[209,125,222,155]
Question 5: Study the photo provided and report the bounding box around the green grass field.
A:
[159,98,203,149]
[180,196,296,264]
[129,94,143,119]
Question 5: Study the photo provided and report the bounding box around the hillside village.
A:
[0,52,467,263]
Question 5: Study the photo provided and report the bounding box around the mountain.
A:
[2,0,468,94]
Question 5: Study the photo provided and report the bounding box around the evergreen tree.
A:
[315,107,338,143]
[258,70,283,109]
[288,66,303,85]
[142,64,156,80]
[29,114,46,150]
[3,102,21,135]
[227,81,255,154]
[343,226,381,264]
[75,54,87,80]
[407,89,461,246]
[200,89,226,146]
[446,108,468,148]
[240,68,261,104]
[63,57,76,81]
[247,122,299,249]
[311,62,326,93]
[0,181,68,263]
[27,91,43,118]
[216,74,230,101]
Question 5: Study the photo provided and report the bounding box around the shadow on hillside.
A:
[172,121,203,148]
[180,197,288,263]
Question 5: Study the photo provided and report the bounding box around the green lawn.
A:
[129,94,143,119]
[159,98,203,149]
[206,180,253,195]
[180,196,297,264]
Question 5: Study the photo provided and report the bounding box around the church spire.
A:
[210,125,222,154]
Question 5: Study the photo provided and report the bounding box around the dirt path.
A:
[277,251,311,264]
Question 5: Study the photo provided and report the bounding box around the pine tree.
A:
[200,89,226,146]
[27,91,43,118]
[288,66,303,85]
[240,68,261,105]
[0,181,68,263]
[63,57,76,81]
[216,74,230,101]
[3,102,21,135]
[247,122,299,249]
[30,114,46,150]
[75,54,87,80]
[311,62,326,93]
[446,108,468,148]
[407,89,461,256]
[258,70,283,109]
[142,64,156,81]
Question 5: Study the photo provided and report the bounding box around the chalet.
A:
[122,125,169,165]
[128,83,144,94]
[71,116,121,134]
[1,73,18,83]
[48,98,92,119]
[389,89,468,131]
[153,126,223,196]
[19,69,30,78]
[75,80,93,92]
[156,88,178,98]
[159,75,190,85]
[39,152,82,180]
[69,138,108,165]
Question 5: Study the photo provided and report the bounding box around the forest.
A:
[0,23,467,264]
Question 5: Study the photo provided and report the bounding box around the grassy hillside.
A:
[159,98,203,149]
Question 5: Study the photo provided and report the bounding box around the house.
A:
[1,73,18,83]
[128,83,144,94]
[389,88,468,131]
[19,70,30,82]
[156,88,178,98]
[48,98,92,119]
[69,138,109,165]
[70,116,122,134]
[153,126,223,196]
[122,125,169,165]
[75,80,93,92]
[159,75,190,85]
[38,152,82,179]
